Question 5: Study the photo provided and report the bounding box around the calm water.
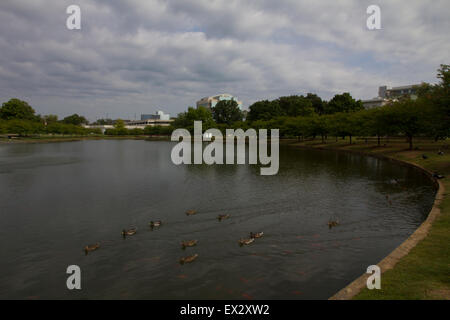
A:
[0,140,435,299]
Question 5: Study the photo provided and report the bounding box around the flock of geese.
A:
[83,210,269,264]
[83,150,448,262]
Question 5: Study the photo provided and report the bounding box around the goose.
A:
[186,210,197,216]
[122,227,137,237]
[327,220,339,229]
[250,232,264,239]
[179,253,198,264]
[84,243,100,254]
[239,238,255,246]
[432,172,445,179]
[217,214,230,221]
[149,221,162,228]
[181,240,198,249]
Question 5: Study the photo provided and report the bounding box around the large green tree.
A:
[325,93,363,114]
[211,100,243,125]
[62,113,87,125]
[173,106,215,131]
[276,95,315,117]
[0,99,37,120]
[386,99,427,150]
[417,64,450,140]
[305,93,325,115]
[247,100,282,122]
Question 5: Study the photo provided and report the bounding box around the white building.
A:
[362,84,421,109]
[196,94,243,110]
[141,110,170,121]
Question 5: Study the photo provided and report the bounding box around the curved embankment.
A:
[288,143,444,300]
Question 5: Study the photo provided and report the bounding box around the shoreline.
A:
[0,135,170,144]
[285,139,448,300]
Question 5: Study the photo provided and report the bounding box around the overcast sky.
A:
[0,0,449,121]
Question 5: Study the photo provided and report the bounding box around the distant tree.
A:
[417,64,450,140]
[247,100,283,122]
[305,93,325,115]
[327,112,361,144]
[325,93,363,114]
[276,95,315,117]
[93,118,114,125]
[114,119,125,129]
[308,114,330,142]
[44,114,58,124]
[0,99,37,120]
[62,113,87,126]
[212,100,243,125]
[387,99,427,150]
[173,106,215,131]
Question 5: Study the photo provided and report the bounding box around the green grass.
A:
[287,137,450,300]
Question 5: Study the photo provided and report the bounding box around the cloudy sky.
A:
[0,0,449,121]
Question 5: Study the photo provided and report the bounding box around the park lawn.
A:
[288,137,450,300]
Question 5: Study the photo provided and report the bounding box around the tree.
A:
[305,93,325,115]
[93,118,114,125]
[247,100,283,122]
[387,99,427,150]
[211,100,243,125]
[325,93,363,114]
[417,64,450,140]
[361,108,387,146]
[276,95,315,117]
[173,106,215,131]
[62,113,87,126]
[44,114,58,124]
[0,99,37,120]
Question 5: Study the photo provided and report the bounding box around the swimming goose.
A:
[250,232,264,239]
[122,227,137,237]
[217,214,230,221]
[149,221,162,228]
[239,238,255,246]
[186,210,197,216]
[181,240,198,249]
[179,253,199,264]
[84,243,100,254]
[327,220,339,229]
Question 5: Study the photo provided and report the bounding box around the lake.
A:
[0,140,435,299]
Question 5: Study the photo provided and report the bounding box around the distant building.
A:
[362,97,390,109]
[362,84,421,109]
[378,84,420,99]
[127,118,173,128]
[196,94,243,110]
[141,110,170,121]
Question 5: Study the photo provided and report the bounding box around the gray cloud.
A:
[0,0,448,121]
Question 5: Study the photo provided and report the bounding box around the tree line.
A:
[1,65,448,148]
[0,99,98,136]
[171,64,449,149]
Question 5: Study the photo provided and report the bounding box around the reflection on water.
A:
[0,140,435,299]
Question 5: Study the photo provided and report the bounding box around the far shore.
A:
[0,134,171,144]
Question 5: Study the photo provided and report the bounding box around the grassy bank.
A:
[286,137,449,300]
